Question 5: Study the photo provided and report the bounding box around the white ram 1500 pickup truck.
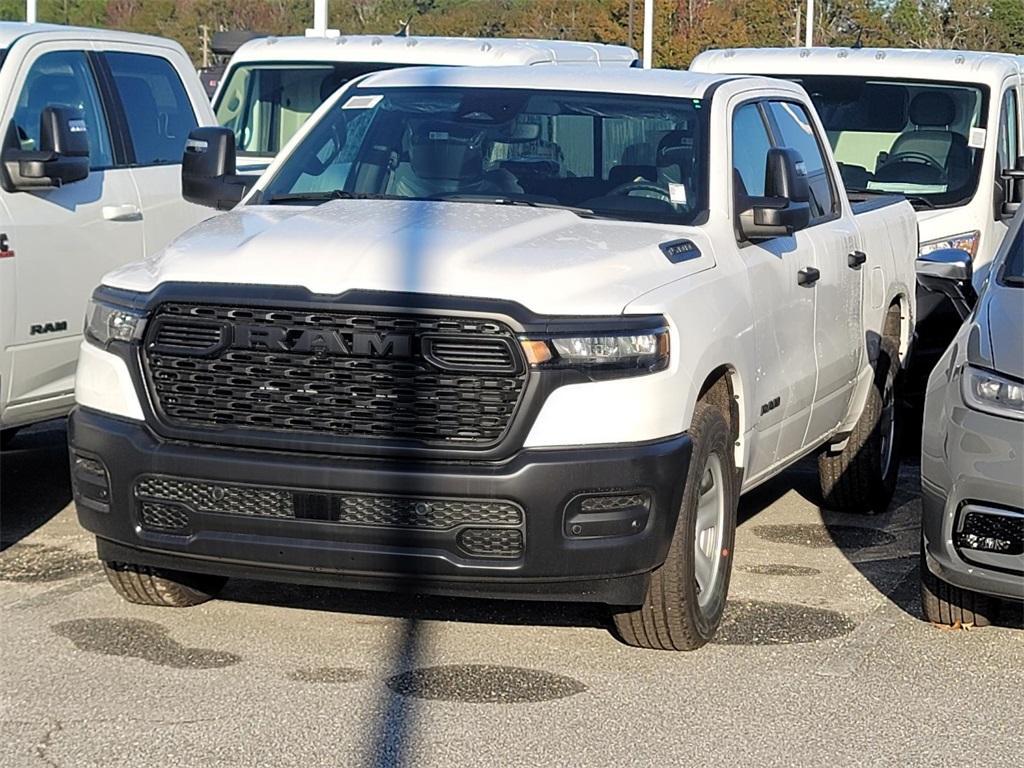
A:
[69,67,917,650]
[0,22,217,437]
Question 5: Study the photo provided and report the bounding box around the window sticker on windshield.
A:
[969,127,987,149]
[342,94,383,110]
[669,183,687,205]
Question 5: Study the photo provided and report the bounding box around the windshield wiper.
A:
[903,194,935,210]
[265,190,402,204]
[424,194,596,217]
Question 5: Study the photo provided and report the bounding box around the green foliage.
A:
[2,0,1020,65]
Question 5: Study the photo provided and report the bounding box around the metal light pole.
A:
[26,0,37,23]
[805,0,814,47]
[642,0,654,69]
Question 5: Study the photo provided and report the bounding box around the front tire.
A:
[612,402,738,650]
[818,336,901,514]
[920,550,996,628]
[102,560,226,607]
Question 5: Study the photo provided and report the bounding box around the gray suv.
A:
[917,209,1023,626]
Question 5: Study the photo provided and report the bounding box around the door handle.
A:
[102,204,142,222]
[797,267,820,286]
[848,250,867,269]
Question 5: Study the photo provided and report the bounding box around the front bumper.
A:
[69,407,691,605]
[921,373,1024,602]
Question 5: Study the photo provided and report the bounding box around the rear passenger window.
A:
[767,101,837,222]
[732,103,772,197]
[104,52,197,166]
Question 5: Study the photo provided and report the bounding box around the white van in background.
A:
[0,23,217,437]
[212,34,638,173]
[691,48,1024,304]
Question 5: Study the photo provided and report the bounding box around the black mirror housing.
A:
[916,247,977,320]
[2,106,90,191]
[182,127,257,210]
[766,147,811,203]
[1000,155,1024,219]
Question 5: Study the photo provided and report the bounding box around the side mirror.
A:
[737,149,812,241]
[1000,155,1024,219]
[766,147,810,203]
[2,106,90,191]
[181,127,258,210]
[916,247,977,320]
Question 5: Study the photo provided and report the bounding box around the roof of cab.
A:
[0,21,188,52]
[227,33,637,67]
[351,64,793,100]
[691,46,1023,84]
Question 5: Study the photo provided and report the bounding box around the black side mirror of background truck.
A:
[916,247,977,320]
[1,106,90,192]
[182,127,258,211]
[1000,155,1024,219]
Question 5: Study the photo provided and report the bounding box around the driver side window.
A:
[13,50,113,169]
[732,102,772,198]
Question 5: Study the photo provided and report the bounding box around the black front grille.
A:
[142,303,527,447]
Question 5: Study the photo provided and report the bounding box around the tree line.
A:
[2,1,1021,68]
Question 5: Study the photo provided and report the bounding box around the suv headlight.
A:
[920,231,979,258]
[520,327,669,376]
[84,299,147,347]
[961,365,1024,421]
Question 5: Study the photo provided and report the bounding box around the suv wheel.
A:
[612,402,738,650]
[920,549,997,628]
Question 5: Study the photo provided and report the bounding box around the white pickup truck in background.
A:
[212,33,638,174]
[70,66,917,650]
[691,47,1024,366]
[0,22,217,437]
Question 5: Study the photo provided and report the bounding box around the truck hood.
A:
[103,199,714,315]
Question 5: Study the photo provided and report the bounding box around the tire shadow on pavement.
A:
[0,420,72,551]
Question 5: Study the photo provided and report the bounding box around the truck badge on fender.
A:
[30,320,68,335]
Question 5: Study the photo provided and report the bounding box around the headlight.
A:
[520,328,669,376]
[84,299,147,347]
[961,365,1024,421]
[920,231,979,258]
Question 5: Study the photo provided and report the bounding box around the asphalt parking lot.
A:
[2,420,1022,768]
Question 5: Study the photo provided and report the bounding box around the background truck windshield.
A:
[261,87,707,225]
[0,49,6,72]
[214,62,402,156]
[783,75,986,208]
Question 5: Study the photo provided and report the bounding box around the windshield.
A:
[214,62,405,156]
[260,87,707,225]
[779,75,987,209]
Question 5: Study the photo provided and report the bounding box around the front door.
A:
[731,100,818,478]
[2,45,143,406]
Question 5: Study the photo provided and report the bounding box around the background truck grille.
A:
[142,303,527,447]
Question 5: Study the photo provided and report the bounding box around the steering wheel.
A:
[606,180,673,203]
[881,151,946,174]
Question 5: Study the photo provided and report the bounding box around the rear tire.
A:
[920,550,996,628]
[818,336,901,514]
[102,560,226,607]
[612,402,738,650]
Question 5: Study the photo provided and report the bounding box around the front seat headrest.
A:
[909,92,956,127]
